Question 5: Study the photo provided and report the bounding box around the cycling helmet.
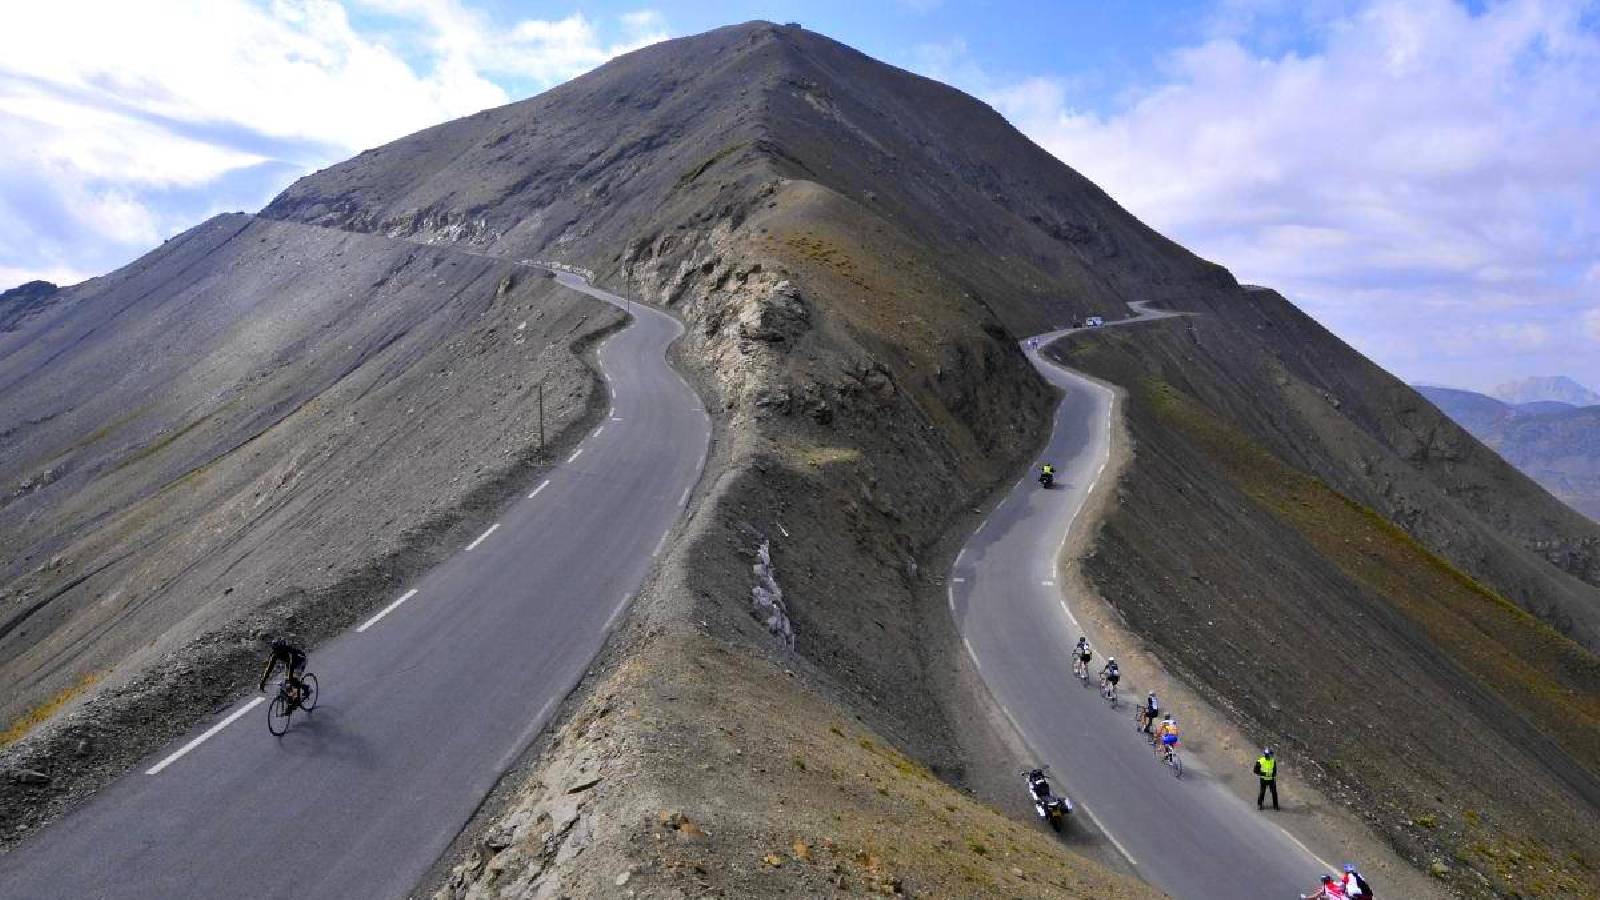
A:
[1263,747,1275,757]
[1107,657,1116,664]
[1344,864,1357,873]
[1321,874,1335,884]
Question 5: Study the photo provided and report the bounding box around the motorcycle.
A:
[1021,767,1072,832]
[1039,470,1054,489]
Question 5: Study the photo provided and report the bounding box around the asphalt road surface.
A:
[950,302,1336,899]
[0,270,709,899]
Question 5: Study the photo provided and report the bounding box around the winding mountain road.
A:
[949,302,1335,899]
[0,270,709,899]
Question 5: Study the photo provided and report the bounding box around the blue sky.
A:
[3,1,1598,391]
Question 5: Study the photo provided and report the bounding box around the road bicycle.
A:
[1158,741,1183,778]
[1072,656,1091,686]
[1099,676,1119,707]
[267,672,319,736]
[1134,707,1158,742]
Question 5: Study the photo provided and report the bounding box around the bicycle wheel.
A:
[268,695,292,736]
[299,673,319,711]
[1170,752,1183,778]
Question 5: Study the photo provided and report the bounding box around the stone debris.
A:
[750,540,796,648]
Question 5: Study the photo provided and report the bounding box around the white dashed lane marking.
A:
[358,588,419,633]
[146,697,265,775]
[567,448,583,463]
[466,523,499,551]
[528,480,550,499]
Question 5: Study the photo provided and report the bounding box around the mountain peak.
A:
[1492,375,1600,406]
[263,20,1227,333]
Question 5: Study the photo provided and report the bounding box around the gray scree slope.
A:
[0,271,708,899]
[951,304,1328,899]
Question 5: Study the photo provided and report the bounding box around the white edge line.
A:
[1280,827,1336,872]
[566,448,583,463]
[955,549,966,564]
[593,425,605,438]
[1078,802,1139,868]
[466,523,500,551]
[652,531,669,558]
[679,486,692,506]
[996,699,1137,867]
[605,595,630,631]
[947,583,956,615]
[528,479,550,499]
[358,588,419,633]
[975,328,1147,872]
[495,695,561,773]
[147,696,265,775]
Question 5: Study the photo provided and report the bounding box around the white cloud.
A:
[1584,308,1600,343]
[0,264,95,289]
[986,0,1600,387]
[0,1,670,286]
[359,1,669,90]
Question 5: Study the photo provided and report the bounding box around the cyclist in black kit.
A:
[259,637,308,704]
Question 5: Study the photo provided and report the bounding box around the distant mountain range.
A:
[1492,375,1600,406]
[1416,383,1600,520]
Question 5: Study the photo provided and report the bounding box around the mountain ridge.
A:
[1493,375,1600,406]
[1418,383,1600,521]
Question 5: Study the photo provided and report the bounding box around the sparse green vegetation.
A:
[1,672,101,748]
[1141,376,1600,772]
[1136,374,1600,895]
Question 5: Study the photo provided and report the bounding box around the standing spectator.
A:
[1254,747,1279,810]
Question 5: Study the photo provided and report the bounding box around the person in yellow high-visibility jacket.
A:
[1254,748,1279,810]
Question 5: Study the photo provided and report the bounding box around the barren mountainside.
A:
[267,23,1600,896]
[4,20,1598,898]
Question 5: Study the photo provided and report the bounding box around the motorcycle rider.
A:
[1027,768,1053,802]
[1039,463,1056,487]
